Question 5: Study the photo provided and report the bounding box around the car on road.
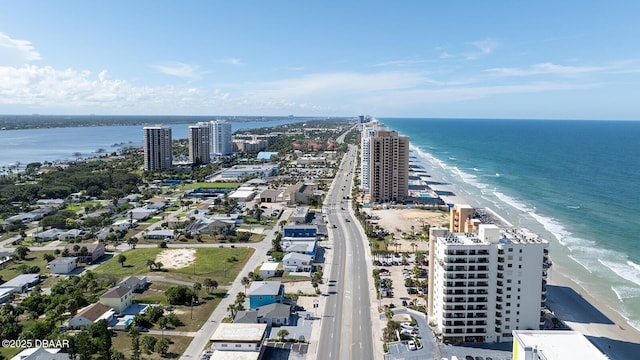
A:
[345,218,350,222]
[408,340,417,351]
[402,300,408,307]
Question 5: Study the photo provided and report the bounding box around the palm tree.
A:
[193,282,202,298]
[145,259,155,271]
[155,261,163,271]
[241,277,250,294]
[227,303,238,319]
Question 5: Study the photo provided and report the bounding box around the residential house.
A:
[68,302,114,330]
[283,253,313,272]
[233,310,258,324]
[145,229,176,241]
[259,262,279,279]
[185,217,236,235]
[129,207,155,221]
[282,240,318,261]
[256,303,292,326]
[248,281,285,309]
[47,257,77,274]
[58,229,85,241]
[233,303,292,327]
[111,219,136,231]
[118,276,148,292]
[34,228,64,242]
[64,243,105,263]
[0,274,40,293]
[0,288,14,304]
[209,323,268,354]
[10,347,70,360]
[99,286,133,314]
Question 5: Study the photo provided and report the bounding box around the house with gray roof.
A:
[47,257,77,274]
[248,281,284,309]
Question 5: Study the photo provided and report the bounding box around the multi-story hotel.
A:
[450,204,479,232]
[368,129,409,203]
[204,120,232,156]
[188,124,210,165]
[427,223,549,344]
[143,126,172,171]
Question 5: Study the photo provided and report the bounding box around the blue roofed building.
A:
[283,224,317,238]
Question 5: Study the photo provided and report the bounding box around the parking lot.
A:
[377,253,427,311]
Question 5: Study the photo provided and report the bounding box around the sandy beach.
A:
[371,206,640,358]
[547,263,640,359]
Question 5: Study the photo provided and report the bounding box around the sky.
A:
[1,1,640,119]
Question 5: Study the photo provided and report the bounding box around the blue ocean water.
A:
[382,118,640,330]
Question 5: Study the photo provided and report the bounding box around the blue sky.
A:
[1,1,639,119]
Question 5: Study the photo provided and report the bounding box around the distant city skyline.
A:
[1,1,640,120]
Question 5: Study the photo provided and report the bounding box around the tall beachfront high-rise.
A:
[207,120,232,156]
[368,129,409,203]
[188,124,210,165]
[143,126,172,171]
[359,121,388,194]
[427,224,550,344]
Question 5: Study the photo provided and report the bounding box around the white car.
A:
[401,322,414,330]
[408,340,417,351]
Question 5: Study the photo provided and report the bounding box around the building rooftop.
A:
[100,286,131,299]
[48,257,77,265]
[260,262,279,271]
[209,350,261,360]
[210,323,268,343]
[74,302,113,322]
[248,281,282,296]
[0,273,40,288]
[256,303,291,319]
[513,330,608,360]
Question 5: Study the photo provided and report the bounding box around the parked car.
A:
[408,340,417,351]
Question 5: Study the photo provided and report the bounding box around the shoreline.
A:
[547,263,640,359]
[402,144,640,357]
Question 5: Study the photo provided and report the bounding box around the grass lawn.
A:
[0,250,56,281]
[134,282,227,332]
[181,182,240,190]
[63,200,102,212]
[110,332,193,359]
[93,247,254,285]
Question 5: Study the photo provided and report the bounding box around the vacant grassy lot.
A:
[93,247,253,285]
[0,250,56,281]
[111,332,193,359]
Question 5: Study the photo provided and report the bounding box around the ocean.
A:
[381,118,640,331]
[0,118,300,168]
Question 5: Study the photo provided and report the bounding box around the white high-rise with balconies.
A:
[359,121,387,193]
[205,120,232,156]
[143,126,172,171]
[428,224,549,344]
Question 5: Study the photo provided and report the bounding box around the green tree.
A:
[130,327,140,360]
[277,329,289,341]
[141,335,157,354]
[154,338,170,355]
[165,285,195,305]
[145,259,156,271]
[117,254,127,267]
[14,245,30,260]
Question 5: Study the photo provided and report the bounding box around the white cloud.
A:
[150,61,203,80]
[464,38,498,60]
[358,82,595,107]
[0,32,42,66]
[373,59,426,67]
[486,62,607,77]
[220,58,244,66]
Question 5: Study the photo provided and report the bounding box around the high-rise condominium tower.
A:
[368,130,409,203]
[188,124,210,165]
[207,120,232,156]
[143,126,172,171]
[428,224,550,344]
